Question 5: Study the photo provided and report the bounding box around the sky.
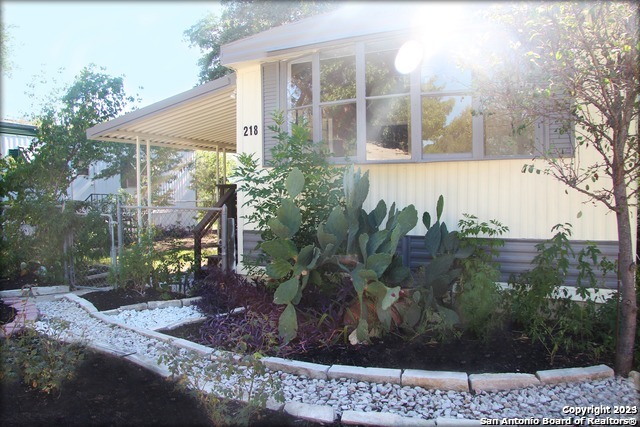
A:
[1,1,222,122]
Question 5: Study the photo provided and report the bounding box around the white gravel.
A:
[107,305,203,331]
[33,297,640,424]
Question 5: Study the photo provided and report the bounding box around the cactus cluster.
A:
[407,195,475,328]
[264,165,417,344]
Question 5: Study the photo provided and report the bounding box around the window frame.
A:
[281,36,567,165]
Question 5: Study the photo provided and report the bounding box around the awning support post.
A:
[136,136,142,242]
[146,139,152,235]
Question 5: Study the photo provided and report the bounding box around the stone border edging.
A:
[50,293,626,427]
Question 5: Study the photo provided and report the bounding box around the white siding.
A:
[362,158,619,241]
[234,64,264,272]
[1,133,33,156]
[234,63,635,274]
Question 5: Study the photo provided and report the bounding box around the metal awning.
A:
[86,73,237,152]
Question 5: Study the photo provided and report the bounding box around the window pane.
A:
[484,112,535,156]
[366,97,411,161]
[320,48,356,102]
[322,103,357,158]
[420,50,471,93]
[288,108,313,136]
[366,48,410,97]
[289,61,312,108]
[422,95,472,155]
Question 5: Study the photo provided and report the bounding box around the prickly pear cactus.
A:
[265,166,418,344]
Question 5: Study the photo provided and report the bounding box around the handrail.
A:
[193,184,236,270]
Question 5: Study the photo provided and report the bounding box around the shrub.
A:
[456,214,509,341]
[1,323,85,395]
[507,223,616,363]
[111,233,156,294]
[233,113,344,272]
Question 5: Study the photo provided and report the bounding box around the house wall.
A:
[234,64,264,270]
[233,62,636,278]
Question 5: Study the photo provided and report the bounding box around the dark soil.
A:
[167,321,612,374]
[0,349,310,427]
[82,288,187,311]
[84,288,615,374]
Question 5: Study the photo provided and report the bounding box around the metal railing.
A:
[117,204,233,272]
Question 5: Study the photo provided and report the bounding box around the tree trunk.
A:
[613,168,638,377]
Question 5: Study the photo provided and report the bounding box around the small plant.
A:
[111,233,156,294]
[158,347,283,426]
[456,214,510,341]
[507,223,616,363]
[233,112,344,273]
[1,320,86,395]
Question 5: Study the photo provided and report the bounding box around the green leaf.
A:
[285,167,304,198]
[260,238,297,260]
[356,317,369,343]
[278,303,298,343]
[293,245,320,275]
[266,259,292,279]
[381,285,401,311]
[324,206,348,245]
[317,223,337,251]
[358,269,379,281]
[268,218,291,240]
[436,195,444,222]
[273,277,299,305]
[367,229,389,256]
[422,212,431,230]
[359,233,369,262]
[437,304,460,326]
[366,253,393,277]
[273,198,302,238]
[425,221,442,256]
[368,199,387,229]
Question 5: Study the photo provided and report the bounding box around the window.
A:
[320,47,357,157]
[365,40,411,161]
[265,34,572,164]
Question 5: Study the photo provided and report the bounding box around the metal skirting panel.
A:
[403,235,619,289]
[242,230,620,289]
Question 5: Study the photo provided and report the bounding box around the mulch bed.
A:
[80,288,615,374]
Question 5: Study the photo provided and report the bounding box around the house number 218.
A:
[243,125,258,136]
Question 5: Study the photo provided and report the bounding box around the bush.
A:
[507,223,616,363]
[111,233,156,294]
[1,324,85,395]
[233,113,344,272]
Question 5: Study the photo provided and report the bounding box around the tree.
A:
[1,22,13,77]
[2,65,136,204]
[474,2,638,375]
[185,0,337,83]
[191,151,236,207]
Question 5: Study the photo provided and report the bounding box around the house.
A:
[1,120,123,202]
[87,3,635,288]
[1,120,196,208]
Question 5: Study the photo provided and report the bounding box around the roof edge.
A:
[87,73,236,140]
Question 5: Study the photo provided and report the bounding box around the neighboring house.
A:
[1,120,195,206]
[1,120,122,202]
[87,3,636,287]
